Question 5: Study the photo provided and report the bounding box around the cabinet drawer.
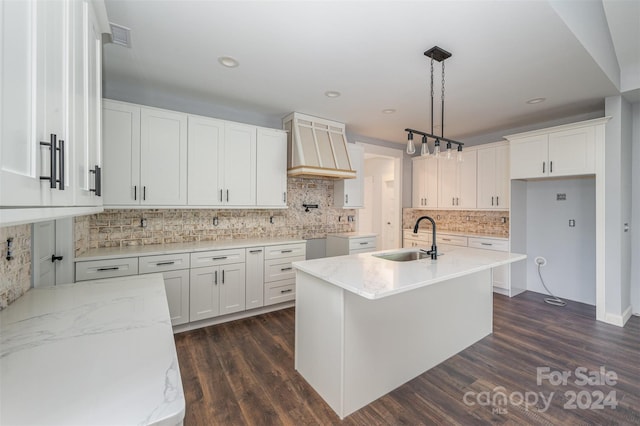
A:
[264,279,295,306]
[265,256,305,282]
[437,234,468,247]
[75,258,138,282]
[468,237,509,252]
[264,243,306,260]
[190,248,245,268]
[403,230,431,244]
[348,237,376,251]
[139,253,190,274]
[350,247,376,255]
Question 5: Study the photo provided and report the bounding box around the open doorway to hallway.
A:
[355,143,403,250]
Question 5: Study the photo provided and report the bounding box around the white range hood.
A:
[283,112,356,179]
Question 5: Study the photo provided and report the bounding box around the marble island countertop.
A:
[0,274,185,426]
[404,229,509,240]
[293,245,526,300]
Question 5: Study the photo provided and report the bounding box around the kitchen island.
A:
[293,245,526,419]
[0,274,185,425]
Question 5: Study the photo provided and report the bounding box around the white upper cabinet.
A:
[476,142,509,209]
[103,102,187,206]
[1,0,107,225]
[334,144,364,208]
[140,108,187,205]
[224,122,256,206]
[507,119,604,180]
[256,128,287,207]
[438,150,477,210]
[412,157,438,209]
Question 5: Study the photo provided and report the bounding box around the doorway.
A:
[32,218,74,287]
[356,143,403,250]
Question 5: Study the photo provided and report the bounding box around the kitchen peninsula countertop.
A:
[75,237,306,261]
[404,229,509,240]
[293,245,526,300]
[0,274,185,425]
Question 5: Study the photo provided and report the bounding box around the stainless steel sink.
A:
[373,250,431,262]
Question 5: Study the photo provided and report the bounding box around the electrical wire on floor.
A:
[534,257,566,307]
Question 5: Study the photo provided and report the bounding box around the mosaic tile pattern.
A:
[0,224,31,310]
[403,208,509,237]
[77,178,356,249]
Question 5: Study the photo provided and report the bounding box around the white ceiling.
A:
[102,1,636,145]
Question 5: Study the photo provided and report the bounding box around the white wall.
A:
[631,102,640,315]
[525,178,596,305]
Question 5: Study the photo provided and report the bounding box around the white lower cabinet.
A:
[245,247,265,309]
[190,262,246,321]
[218,263,246,315]
[326,234,377,256]
[264,243,306,306]
[162,269,190,326]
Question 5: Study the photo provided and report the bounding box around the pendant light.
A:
[405,46,464,162]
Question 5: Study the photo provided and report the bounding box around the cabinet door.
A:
[219,263,246,315]
[256,128,287,207]
[548,126,595,177]
[510,135,548,179]
[458,150,477,209]
[187,115,225,205]
[245,248,265,309]
[71,0,102,207]
[140,108,187,205]
[494,145,510,209]
[224,123,256,206]
[343,144,364,208]
[190,266,220,322]
[412,158,426,208]
[424,158,438,208]
[476,147,496,209]
[162,269,190,326]
[438,158,458,208]
[102,101,141,205]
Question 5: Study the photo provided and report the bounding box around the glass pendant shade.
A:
[406,133,416,155]
[420,135,429,156]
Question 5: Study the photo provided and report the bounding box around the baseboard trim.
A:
[603,305,633,327]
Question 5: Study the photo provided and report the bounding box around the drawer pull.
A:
[156,261,175,266]
[442,238,451,241]
[280,267,293,271]
[249,249,263,254]
[359,242,369,245]
[280,289,293,294]
[211,256,228,260]
[481,243,492,246]
[280,249,293,253]
[97,267,119,271]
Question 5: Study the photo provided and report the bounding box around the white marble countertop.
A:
[293,245,526,300]
[0,274,185,426]
[403,229,509,240]
[326,232,377,239]
[75,237,306,261]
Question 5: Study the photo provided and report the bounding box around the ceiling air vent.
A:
[283,112,356,180]
[109,23,131,48]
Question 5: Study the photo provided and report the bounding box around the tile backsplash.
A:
[75,177,356,255]
[403,208,509,237]
[0,224,31,309]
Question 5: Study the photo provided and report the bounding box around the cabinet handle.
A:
[550,161,553,173]
[280,249,293,253]
[222,269,225,284]
[134,185,137,200]
[452,197,455,206]
[97,267,119,271]
[542,162,545,173]
[39,134,57,189]
[214,270,218,285]
[226,189,229,202]
[211,256,228,260]
[280,289,293,294]
[283,192,287,203]
[249,249,262,254]
[345,194,349,204]
[57,140,65,190]
[481,242,492,246]
[51,254,63,262]
[156,261,175,266]
[496,196,499,206]
[89,165,102,196]
[219,189,223,202]
[442,238,451,241]
[456,197,459,206]
[359,242,369,245]
[491,196,494,206]
[280,267,293,271]
[143,186,146,201]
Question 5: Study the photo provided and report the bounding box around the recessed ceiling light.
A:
[526,97,546,104]
[325,91,341,98]
[382,109,396,114]
[218,56,239,68]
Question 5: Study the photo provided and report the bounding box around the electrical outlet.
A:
[501,217,507,224]
[213,217,219,226]
[140,218,147,228]
[557,193,566,201]
[569,219,575,227]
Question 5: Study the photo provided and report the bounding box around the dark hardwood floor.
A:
[174,292,640,425]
